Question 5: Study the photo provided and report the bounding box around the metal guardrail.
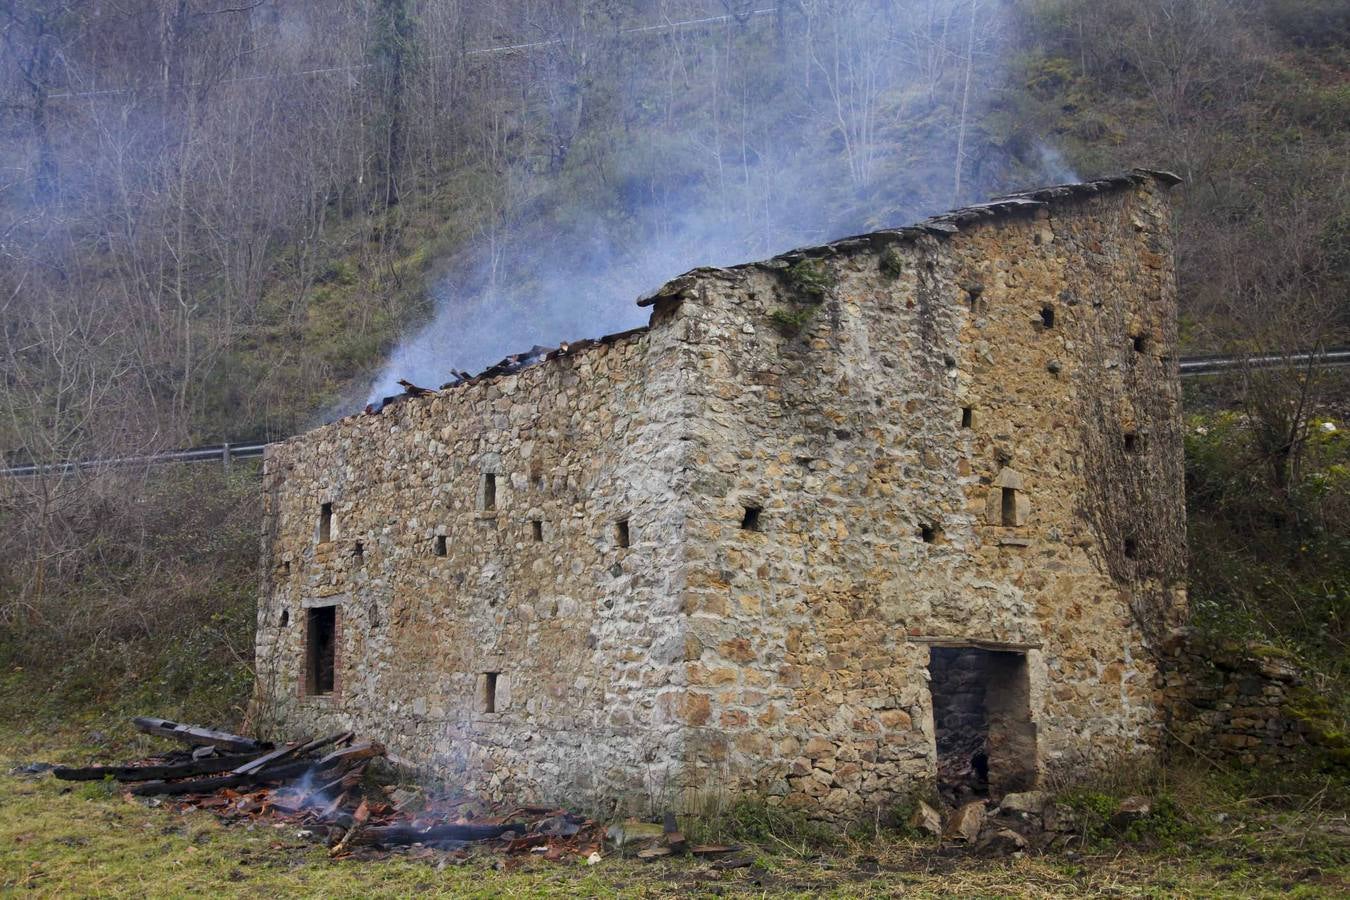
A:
[1,442,267,478]
[3,348,1347,478]
[1177,348,1350,376]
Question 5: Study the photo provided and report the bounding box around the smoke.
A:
[368,1,1062,401]
[1035,142,1082,185]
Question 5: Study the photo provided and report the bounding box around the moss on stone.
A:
[879,246,906,279]
[769,305,818,337]
[783,259,835,300]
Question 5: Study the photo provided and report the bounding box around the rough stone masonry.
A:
[253,170,1188,823]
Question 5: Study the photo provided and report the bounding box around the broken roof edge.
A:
[636,168,1181,307]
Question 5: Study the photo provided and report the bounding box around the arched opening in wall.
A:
[928,647,1036,804]
[1132,333,1149,353]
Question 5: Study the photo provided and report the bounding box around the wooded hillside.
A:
[0,0,1346,716]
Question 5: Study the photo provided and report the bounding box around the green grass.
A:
[2,723,1347,898]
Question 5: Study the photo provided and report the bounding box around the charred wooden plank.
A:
[230,731,351,777]
[313,741,384,773]
[128,760,312,796]
[53,752,264,782]
[132,717,268,754]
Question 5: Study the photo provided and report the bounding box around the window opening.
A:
[482,473,496,510]
[1124,537,1138,559]
[615,519,631,548]
[1124,432,1138,453]
[434,535,447,556]
[961,407,973,429]
[1132,334,1148,353]
[317,502,333,543]
[352,541,364,563]
[482,672,499,713]
[279,609,289,628]
[305,606,336,695]
[741,506,762,531]
[1040,306,1055,328]
[920,523,940,544]
[531,520,544,542]
[1000,487,1017,526]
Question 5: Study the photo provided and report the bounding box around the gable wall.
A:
[669,179,1184,820]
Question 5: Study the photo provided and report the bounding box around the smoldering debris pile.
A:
[52,717,605,862]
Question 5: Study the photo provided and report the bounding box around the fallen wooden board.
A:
[313,741,385,773]
[132,717,268,754]
[127,760,312,796]
[54,752,264,782]
[227,729,350,778]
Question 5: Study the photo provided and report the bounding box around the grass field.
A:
[2,721,1347,898]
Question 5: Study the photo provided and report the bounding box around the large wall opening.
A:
[929,647,1036,803]
[305,606,337,695]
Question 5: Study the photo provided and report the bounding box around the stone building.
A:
[253,170,1187,821]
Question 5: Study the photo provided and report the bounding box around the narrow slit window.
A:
[1040,306,1055,328]
[615,519,631,549]
[482,672,499,714]
[281,560,291,576]
[741,506,762,531]
[1124,537,1138,559]
[961,407,973,429]
[305,606,336,695]
[482,473,496,511]
[352,541,364,563]
[1124,432,1139,453]
[317,502,333,543]
[434,535,447,556]
[531,520,544,542]
[1001,487,1017,526]
[279,609,289,628]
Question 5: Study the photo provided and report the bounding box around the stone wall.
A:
[254,172,1187,822]
[1161,635,1310,767]
[255,313,704,812]
[669,174,1186,820]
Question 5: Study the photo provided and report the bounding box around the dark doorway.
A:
[929,647,1036,803]
[306,606,336,695]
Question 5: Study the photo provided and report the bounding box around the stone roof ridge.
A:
[325,168,1181,429]
[336,324,650,425]
[635,168,1181,306]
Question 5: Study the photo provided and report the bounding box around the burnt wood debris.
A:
[49,715,727,862]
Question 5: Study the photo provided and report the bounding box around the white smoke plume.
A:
[367,1,1061,402]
